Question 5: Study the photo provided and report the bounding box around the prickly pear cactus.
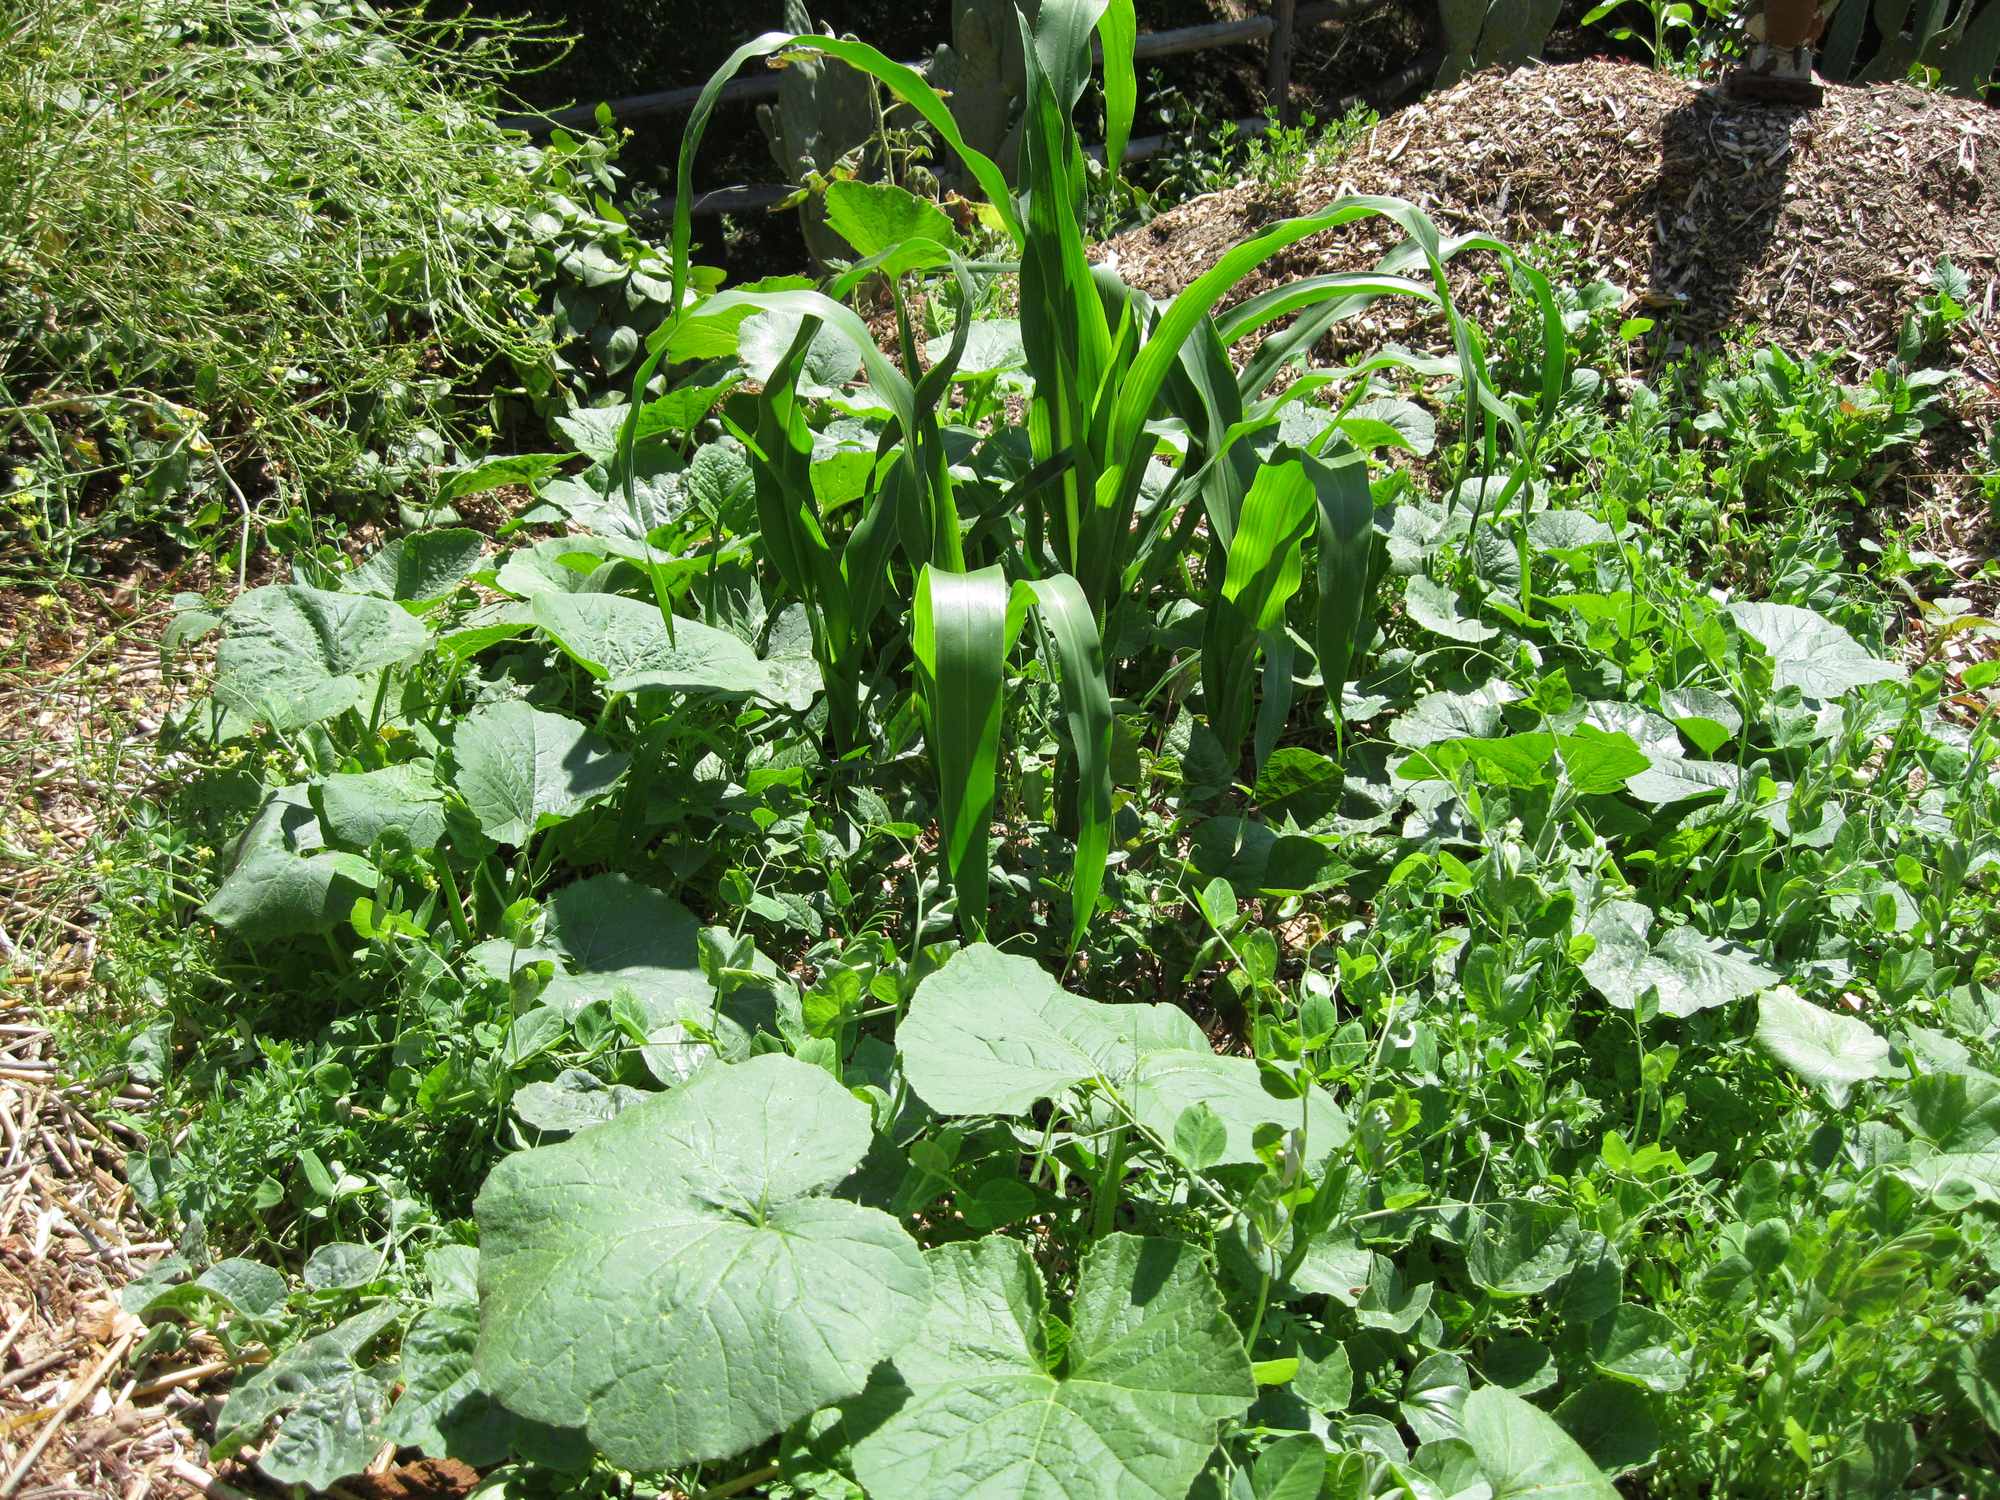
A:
[1851,0,2000,93]
[931,0,1039,182]
[1437,0,1562,83]
[756,0,884,265]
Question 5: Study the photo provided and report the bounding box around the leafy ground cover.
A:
[6,3,2000,1499]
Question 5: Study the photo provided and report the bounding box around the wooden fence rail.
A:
[508,0,1399,134]
[647,46,1440,221]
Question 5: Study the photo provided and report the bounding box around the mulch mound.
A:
[1102,59,2000,369]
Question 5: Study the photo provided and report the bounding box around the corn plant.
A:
[645,0,1563,941]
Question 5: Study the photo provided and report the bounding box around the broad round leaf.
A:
[539,872,710,1025]
[346,529,487,606]
[202,788,376,940]
[1727,601,1905,699]
[899,947,1343,1161]
[216,585,429,731]
[532,592,788,702]
[449,701,627,847]
[1580,901,1776,1018]
[1463,1385,1619,1499]
[1755,985,1891,1107]
[474,1054,929,1471]
[850,1234,1254,1500]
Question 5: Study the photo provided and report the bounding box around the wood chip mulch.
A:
[1102,58,1999,367]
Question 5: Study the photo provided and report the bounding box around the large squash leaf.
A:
[1579,900,1776,1018]
[1727,602,1905,699]
[202,788,377,941]
[313,762,446,851]
[474,1053,928,1471]
[448,701,627,847]
[538,873,710,1026]
[898,945,1346,1164]
[531,591,789,702]
[1463,1384,1619,1499]
[1755,985,1891,1107]
[215,585,429,731]
[848,1234,1254,1500]
[346,529,487,607]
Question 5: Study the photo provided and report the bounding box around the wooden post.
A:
[1266,0,1299,125]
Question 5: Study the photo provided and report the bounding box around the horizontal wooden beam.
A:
[654,49,1439,219]
[506,0,1391,134]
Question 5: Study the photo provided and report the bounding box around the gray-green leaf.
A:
[1580,901,1777,1018]
[1755,985,1891,1107]
[1406,576,1498,643]
[849,1234,1255,1500]
[899,946,1345,1163]
[449,701,627,846]
[346,530,486,606]
[216,585,428,731]
[539,873,711,1026]
[1463,1384,1619,1500]
[474,1054,929,1471]
[1590,1304,1690,1393]
[202,788,377,940]
[532,592,786,702]
[315,762,446,851]
[1727,602,1905,699]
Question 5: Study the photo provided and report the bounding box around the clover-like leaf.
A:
[899,946,1346,1163]
[216,585,429,731]
[1727,602,1905,699]
[474,1053,929,1471]
[848,1234,1254,1500]
[449,701,627,847]
[1580,901,1777,1018]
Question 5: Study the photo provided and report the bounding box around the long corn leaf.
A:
[914,565,1114,948]
[1008,575,1114,950]
[1201,453,1318,763]
[1310,439,1378,741]
[913,566,1011,938]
